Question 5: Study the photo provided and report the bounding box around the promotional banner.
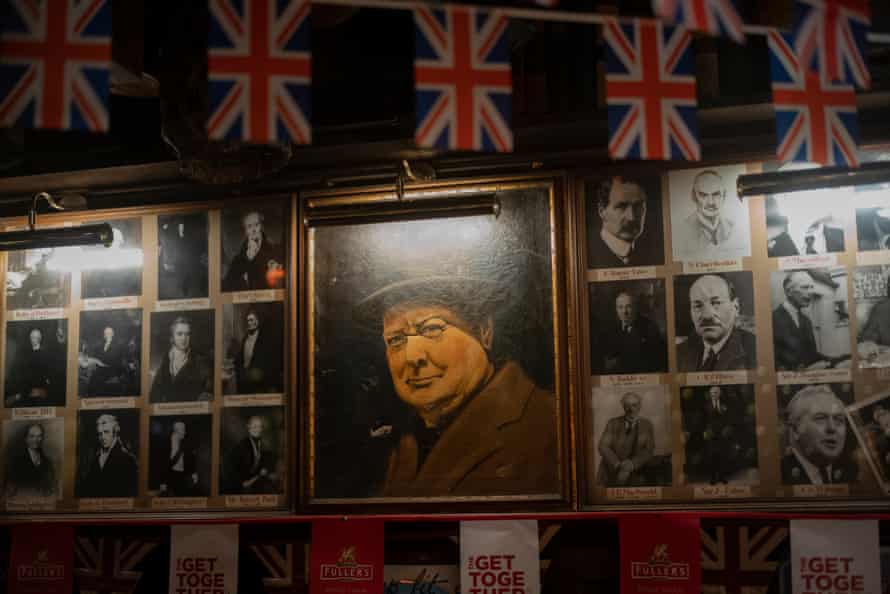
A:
[169,524,239,594]
[8,525,74,594]
[310,518,384,594]
[620,515,701,594]
[460,520,540,594]
[790,519,880,594]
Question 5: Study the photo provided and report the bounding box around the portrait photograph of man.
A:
[148,414,211,497]
[5,248,71,309]
[846,392,890,491]
[853,181,890,252]
[75,409,139,498]
[81,218,143,299]
[222,302,284,395]
[158,212,209,300]
[588,279,667,375]
[2,418,63,500]
[673,272,757,372]
[770,268,852,371]
[669,165,751,262]
[149,310,214,403]
[221,204,286,292]
[777,383,858,486]
[589,385,672,494]
[586,175,664,269]
[311,188,560,500]
[220,406,284,495]
[853,265,890,368]
[764,190,847,258]
[78,309,141,398]
[4,319,67,408]
[680,384,759,485]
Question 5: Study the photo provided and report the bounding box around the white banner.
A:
[460,520,539,594]
[169,524,239,594]
[791,519,880,594]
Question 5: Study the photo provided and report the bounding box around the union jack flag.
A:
[652,0,746,44]
[701,520,788,594]
[768,30,859,167]
[0,0,111,131]
[604,18,700,161]
[208,0,312,145]
[249,542,308,593]
[74,535,159,594]
[789,0,871,90]
[413,6,513,152]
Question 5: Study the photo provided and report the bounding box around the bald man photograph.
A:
[586,176,664,269]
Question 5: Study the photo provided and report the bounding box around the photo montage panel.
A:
[222,302,285,395]
[673,272,757,372]
[586,175,664,268]
[588,279,667,375]
[81,218,143,299]
[157,212,209,300]
[6,248,71,309]
[219,406,285,495]
[78,309,142,398]
[220,204,286,292]
[2,417,64,501]
[764,182,848,258]
[149,310,214,403]
[846,391,890,494]
[4,319,67,407]
[75,409,140,498]
[311,187,560,500]
[769,268,852,372]
[853,265,890,368]
[148,414,212,497]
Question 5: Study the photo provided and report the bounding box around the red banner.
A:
[8,525,74,594]
[310,519,384,594]
[620,516,701,594]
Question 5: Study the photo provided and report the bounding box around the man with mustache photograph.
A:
[587,176,663,268]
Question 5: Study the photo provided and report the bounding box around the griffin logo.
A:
[320,546,374,581]
[16,547,65,581]
[631,544,690,580]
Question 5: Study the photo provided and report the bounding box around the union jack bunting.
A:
[789,0,871,89]
[701,520,788,594]
[208,0,312,144]
[74,535,159,594]
[768,30,859,167]
[0,0,111,131]
[413,6,513,152]
[603,18,700,161]
[652,0,746,44]
[249,542,308,593]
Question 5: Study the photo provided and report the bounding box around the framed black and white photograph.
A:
[854,266,890,368]
[222,302,285,395]
[588,279,667,375]
[4,319,67,408]
[853,177,890,252]
[669,164,751,262]
[220,204,286,292]
[148,414,212,497]
[673,272,756,372]
[80,218,143,299]
[764,178,849,258]
[777,383,858,486]
[2,418,64,500]
[680,384,759,486]
[770,268,852,371]
[585,175,664,269]
[77,309,142,398]
[5,248,71,309]
[219,406,285,495]
[75,409,140,498]
[846,391,890,495]
[157,212,209,300]
[148,310,214,403]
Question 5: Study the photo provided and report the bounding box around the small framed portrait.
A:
[148,414,212,497]
[219,406,285,495]
[585,175,665,269]
[777,383,858,486]
[81,218,143,299]
[588,279,667,375]
[853,176,890,252]
[853,265,890,368]
[2,418,64,500]
[4,319,68,408]
[222,302,285,395]
[77,309,142,398]
[769,268,852,371]
[673,272,756,372]
[846,391,890,494]
[149,310,214,403]
[588,385,672,495]
[679,384,759,486]
[158,212,209,300]
[75,409,140,498]
[668,164,751,262]
[220,203,287,292]
[5,248,71,309]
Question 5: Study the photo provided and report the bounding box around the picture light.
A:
[0,192,113,251]
[304,193,501,227]
[737,161,890,198]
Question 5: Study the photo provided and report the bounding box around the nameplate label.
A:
[684,371,749,386]
[154,298,211,311]
[777,369,852,385]
[598,374,661,388]
[81,397,137,410]
[693,485,753,499]
[151,497,208,510]
[8,308,65,321]
[682,258,743,274]
[12,407,56,420]
[6,497,56,512]
[232,290,285,304]
[778,254,837,269]
[83,296,140,310]
[223,394,284,407]
[225,494,279,507]
[152,402,211,415]
[792,484,850,497]
[78,498,135,511]
[590,267,657,282]
[605,487,663,501]
[856,250,890,266]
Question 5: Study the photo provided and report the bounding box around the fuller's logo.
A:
[320,546,374,581]
[16,547,65,581]
[630,544,690,580]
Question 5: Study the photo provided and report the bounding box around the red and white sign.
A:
[791,520,880,594]
[169,524,239,594]
[620,516,700,594]
[310,519,384,594]
[460,520,540,594]
[8,525,74,594]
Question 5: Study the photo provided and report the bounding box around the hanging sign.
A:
[310,519,384,594]
[460,520,540,594]
[620,515,701,594]
[169,524,239,594]
[791,520,880,594]
[8,525,74,594]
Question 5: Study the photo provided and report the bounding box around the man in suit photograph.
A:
[4,422,58,498]
[596,392,654,487]
[766,197,799,258]
[157,420,199,497]
[79,325,135,397]
[78,413,138,498]
[673,169,746,259]
[594,290,666,374]
[225,308,283,395]
[158,213,209,300]
[772,270,834,371]
[222,415,281,494]
[588,177,662,268]
[5,324,66,407]
[676,274,757,372]
[222,210,285,292]
[149,315,213,403]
